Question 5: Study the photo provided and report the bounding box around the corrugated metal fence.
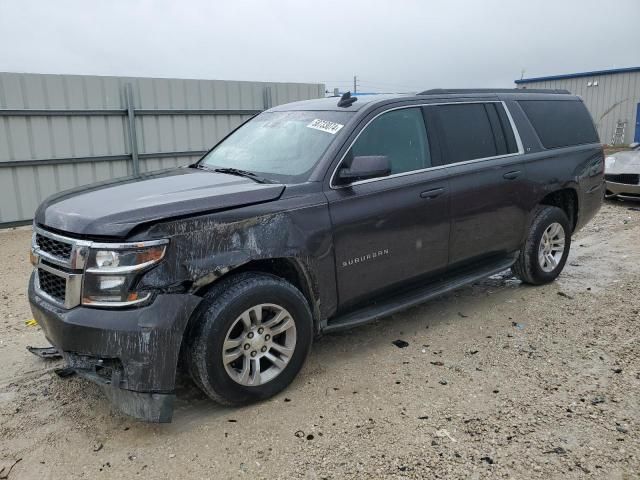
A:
[0,72,324,226]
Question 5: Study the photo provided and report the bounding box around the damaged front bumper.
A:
[28,274,201,422]
[605,179,640,199]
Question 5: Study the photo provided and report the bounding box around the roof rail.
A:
[417,88,571,95]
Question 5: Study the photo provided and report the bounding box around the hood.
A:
[606,150,640,174]
[35,168,285,237]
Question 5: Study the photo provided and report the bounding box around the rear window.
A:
[518,100,599,149]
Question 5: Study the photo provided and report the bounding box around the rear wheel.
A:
[186,272,313,405]
[512,205,571,285]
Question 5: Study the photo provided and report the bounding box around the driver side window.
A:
[348,107,431,175]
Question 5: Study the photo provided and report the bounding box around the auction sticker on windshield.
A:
[307,119,344,135]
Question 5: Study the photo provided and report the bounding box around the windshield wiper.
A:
[194,165,274,184]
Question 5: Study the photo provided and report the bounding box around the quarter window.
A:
[348,107,430,175]
[518,100,599,149]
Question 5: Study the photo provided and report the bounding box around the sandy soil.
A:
[1,200,639,479]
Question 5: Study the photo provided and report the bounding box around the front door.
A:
[325,107,451,309]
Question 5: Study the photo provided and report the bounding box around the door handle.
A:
[503,170,522,180]
[420,187,445,199]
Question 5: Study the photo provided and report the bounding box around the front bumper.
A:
[28,274,201,422]
[605,180,640,198]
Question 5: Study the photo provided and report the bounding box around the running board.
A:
[323,257,516,334]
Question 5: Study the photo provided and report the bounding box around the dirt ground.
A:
[1,200,639,480]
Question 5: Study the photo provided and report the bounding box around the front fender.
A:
[136,199,337,323]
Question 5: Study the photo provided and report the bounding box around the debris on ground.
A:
[557,291,574,299]
[24,319,37,327]
[392,340,409,348]
[434,429,457,443]
[543,446,567,455]
[0,458,22,479]
[26,346,62,359]
[54,367,76,378]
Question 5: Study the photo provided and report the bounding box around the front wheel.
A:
[512,205,571,285]
[186,272,313,405]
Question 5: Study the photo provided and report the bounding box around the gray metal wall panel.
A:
[517,71,640,145]
[0,72,324,225]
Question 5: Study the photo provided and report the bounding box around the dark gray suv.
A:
[29,89,604,421]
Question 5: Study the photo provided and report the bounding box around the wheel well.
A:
[179,258,318,372]
[194,258,315,313]
[540,189,578,232]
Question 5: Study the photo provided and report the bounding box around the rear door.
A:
[425,101,528,267]
[326,106,451,309]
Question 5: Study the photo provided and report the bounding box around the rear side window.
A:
[431,103,498,164]
[518,100,599,149]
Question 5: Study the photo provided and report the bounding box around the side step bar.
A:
[323,257,516,334]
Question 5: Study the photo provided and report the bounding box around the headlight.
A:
[82,240,168,307]
[605,156,616,170]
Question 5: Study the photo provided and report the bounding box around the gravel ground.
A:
[1,200,639,479]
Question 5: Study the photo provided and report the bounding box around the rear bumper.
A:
[28,273,201,422]
[605,180,640,197]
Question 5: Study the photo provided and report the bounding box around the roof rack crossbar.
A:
[417,88,571,95]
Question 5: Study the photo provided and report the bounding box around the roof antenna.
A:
[337,91,358,108]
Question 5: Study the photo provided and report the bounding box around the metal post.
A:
[125,83,140,176]
[262,86,273,110]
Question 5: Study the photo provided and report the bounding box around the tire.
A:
[512,205,571,285]
[185,272,313,405]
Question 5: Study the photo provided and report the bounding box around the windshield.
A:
[200,110,353,183]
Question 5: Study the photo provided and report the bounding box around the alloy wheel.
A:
[538,222,565,273]
[222,303,297,386]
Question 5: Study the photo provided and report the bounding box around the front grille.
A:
[605,173,640,185]
[37,269,66,303]
[36,233,73,260]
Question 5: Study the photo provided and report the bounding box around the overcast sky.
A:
[0,0,638,93]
